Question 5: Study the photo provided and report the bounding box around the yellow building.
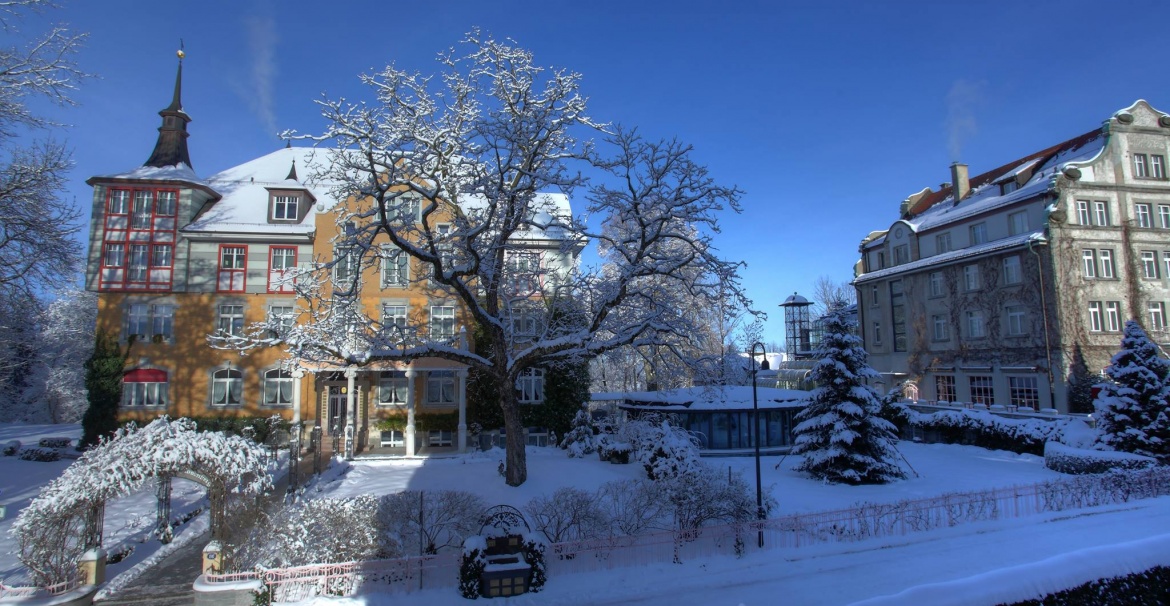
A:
[83,60,579,457]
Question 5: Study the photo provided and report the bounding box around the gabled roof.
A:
[905,128,1103,218]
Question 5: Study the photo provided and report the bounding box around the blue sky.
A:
[27,0,1170,346]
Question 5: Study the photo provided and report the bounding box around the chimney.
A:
[950,162,969,203]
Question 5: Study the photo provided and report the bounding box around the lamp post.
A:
[749,342,769,548]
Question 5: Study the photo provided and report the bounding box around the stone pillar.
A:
[456,368,468,452]
[78,548,107,586]
[202,540,223,575]
[155,474,173,544]
[344,366,357,460]
[289,369,304,493]
[405,368,417,456]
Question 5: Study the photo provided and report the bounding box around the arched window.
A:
[123,368,168,408]
[516,368,544,404]
[211,368,243,407]
[263,369,294,407]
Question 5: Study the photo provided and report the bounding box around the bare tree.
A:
[811,275,857,318]
[216,31,749,486]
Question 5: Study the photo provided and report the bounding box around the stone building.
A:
[854,100,1170,412]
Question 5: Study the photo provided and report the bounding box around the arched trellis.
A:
[12,417,271,586]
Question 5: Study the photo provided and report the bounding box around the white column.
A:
[291,369,304,425]
[456,368,468,452]
[405,368,417,456]
[344,366,357,460]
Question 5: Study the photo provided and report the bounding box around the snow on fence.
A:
[202,466,1170,602]
[0,571,85,599]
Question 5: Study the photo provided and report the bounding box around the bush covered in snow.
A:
[1044,441,1155,475]
[3,439,20,455]
[884,401,1068,455]
[1005,565,1170,606]
[37,437,72,449]
[526,487,608,543]
[458,537,487,599]
[267,496,382,566]
[377,490,487,556]
[1094,320,1170,458]
[17,446,60,462]
[560,409,596,458]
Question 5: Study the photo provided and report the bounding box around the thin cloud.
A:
[946,79,985,162]
[243,14,278,136]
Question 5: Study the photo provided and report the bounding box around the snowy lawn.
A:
[314,440,1063,515]
[1,423,210,585]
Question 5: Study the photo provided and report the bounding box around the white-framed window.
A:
[931,314,949,341]
[1093,201,1110,226]
[156,191,176,216]
[131,190,152,229]
[122,368,168,408]
[268,305,295,337]
[1001,180,1019,195]
[1077,200,1091,225]
[935,375,956,402]
[108,189,131,214]
[269,247,297,293]
[969,222,987,245]
[1136,203,1153,228]
[378,371,408,406]
[272,195,298,221]
[394,195,423,224]
[1105,301,1121,332]
[963,264,980,291]
[965,310,985,338]
[333,247,358,284]
[1006,305,1026,336]
[1149,302,1167,331]
[516,368,545,404]
[1134,153,1164,179]
[128,244,149,282]
[211,368,243,407]
[935,233,952,254]
[1082,249,1097,278]
[893,244,909,266]
[1164,252,1170,280]
[506,251,542,294]
[151,244,173,268]
[1002,256,1021,285]
[426,371,455,405]
[1160,205,1170,229]
[1088,301,1103,332]
[430,305,455,340]
[105,243,125,268]
[969,376,994,405]
[262,369,294,407]
[218,304,245,336]
[128,303,150,339]
[1099,249,1115,279]
[929,271,944,297]
[510,304,545,339]
[381,303,408,343]
[873,321,882,345]
[870,284,879,306]
[127,303,174,342]
[1142,251,1159,279]
[1008,211,1028,236]
[381,245,409,287]
[1009,376,1040,409]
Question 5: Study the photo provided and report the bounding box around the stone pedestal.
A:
[78,548,107,586]
[202,540,223,575]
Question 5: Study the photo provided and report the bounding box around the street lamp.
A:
[749,342,770,548]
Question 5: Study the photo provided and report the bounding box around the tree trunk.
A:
[501,393,527,486]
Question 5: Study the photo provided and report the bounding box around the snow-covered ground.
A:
[4,422,1164,604]
[0,423,208,585]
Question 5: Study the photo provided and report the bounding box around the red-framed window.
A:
[99,187,178,291]
[218,245,248,293]
[268,246,297,293]
[122,368,169,408]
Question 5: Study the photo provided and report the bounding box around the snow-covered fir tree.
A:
[1094,320,1170,457]
[791,307,905,484]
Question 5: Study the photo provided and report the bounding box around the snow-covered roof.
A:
[185,147,341,236]
[855,230,1045,284]
[593,385,808,411]
[92,162,203,184]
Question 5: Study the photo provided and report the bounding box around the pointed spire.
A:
[286,158,298,181]
[144,44,194,169]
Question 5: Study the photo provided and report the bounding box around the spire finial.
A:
[286,157,298,181]
[144,42,193,168]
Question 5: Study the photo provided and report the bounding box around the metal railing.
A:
[201,466,1170,602]
[0,571,85,599]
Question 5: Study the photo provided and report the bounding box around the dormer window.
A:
[273,195,298,220]
[1000,180,1018,195]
